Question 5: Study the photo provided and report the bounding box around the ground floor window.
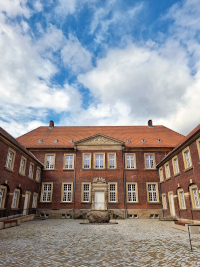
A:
[190,185,200,209]
[127,183,138,202]
[177,189,186,209]
[32,193,38,208]
[62,183,73,202]
[161,193,167,209]
[11,189,20,208]
[40,183,53,202]
[147,183,158,202]
[0,185,7,208]
[108,183,118,202]
[81,183,91,202]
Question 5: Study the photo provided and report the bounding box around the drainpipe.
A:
[72,147,77,219]
[36,167,43,217]
[122,146,127,219]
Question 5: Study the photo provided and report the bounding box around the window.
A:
[108,183,118,202]
[45,154,55,169]
[82,154,91,169]
[190,185,200,209]
[147,183,159,202]
[61,183,73,202]
[63,154,74,169]
[19,156,27,175]
[94,153,105,169]
[162,194,167,209]
[40,183,53,202]
[172,156,180,176]
[108,153,116,169]
[177,189,186,209]
[0,185,7,209]
[126,183,138,202]
[125,154,136,169]
[5,148,16,171]
[144,154,155,169]
[196,137,200,160]
[32,193,38,208]
[11,189,20,208]
[81,183,91,202]
[159,167,164,182]
[36,167,41,182]
[182,147,192,170]
[165,163,171,180]
[28,163,34,179]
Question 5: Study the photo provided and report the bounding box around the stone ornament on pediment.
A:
[78,136,122,146]
[93,177,106,184]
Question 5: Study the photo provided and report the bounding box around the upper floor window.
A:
[159,167,164,182]
[19,156,26,175]
[196,137,200,160]
[45,154,55,169]
[36,167,41,182]
[147,183,158,202]
[182,147,192,170]
[40,183,53,202]
[172,156,179,175]
[64,154,74,169]
[165,163,171,180]
[82,154,91,169]
[108,153,116,169]
[6,148,16,171]
[144,154,155,169]
[125,154,136,169]
[28,163,34,179]
[94,153,105,169]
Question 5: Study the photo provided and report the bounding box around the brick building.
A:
[157,124,200,224]
[16,120,184,219]
[0,127,43,217]
[1,120,200,222]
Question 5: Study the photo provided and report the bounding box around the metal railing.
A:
[187,224,200,251]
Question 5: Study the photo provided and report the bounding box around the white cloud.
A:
[61,34,92,73]
[0,0,31,18]
[55,0,77,16]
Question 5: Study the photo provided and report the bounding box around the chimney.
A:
[49,120,54,128]
[148,120,153,127]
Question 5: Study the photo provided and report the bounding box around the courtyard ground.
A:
[0,219,200,266]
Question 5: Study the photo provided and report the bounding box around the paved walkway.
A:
[0,219,200,266]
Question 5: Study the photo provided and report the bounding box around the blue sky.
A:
[0,0,200,137]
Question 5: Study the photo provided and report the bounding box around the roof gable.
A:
[75,133,124,146]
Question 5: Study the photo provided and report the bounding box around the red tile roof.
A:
[0,127,43,166]
[16,125,184,149]
[157,124,200,166]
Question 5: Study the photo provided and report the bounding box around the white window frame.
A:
[126,183,138,202]
[63,154,74,170]
[61,183,73,202]
[162,193,167,210]
[19,156,27,175]
[81,183,91,202]
[159,167,164,183]
[125,154,136,169]
[146,183,159,203]
[108,182,118,203]
[32,193,38,208]
[0,185,7,209]
[107,153,117,169]
[28,163,34,179]
[11,189,20,208]
[182,147,192,170]
[165,162,171,180]
[40,183,53,202]
[144,154,155,169]
[5,148,16,171]
[177,189,186,210]
[93,153,105,169]
[82,153,91,169]
[36,167,41,182]
[172,156,180,176]
[45,154,56,170]
[190,185,200,210]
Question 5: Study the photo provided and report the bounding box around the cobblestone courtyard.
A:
[0,219,200,267]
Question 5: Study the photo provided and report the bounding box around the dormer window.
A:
[54,139,58,143]
[70,139,73,143]
[157,139,161,142]
[126,139,130,143]
[38,139,43,143]
[141,139,146,143]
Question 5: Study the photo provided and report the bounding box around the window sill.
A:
[81,202,91,204]
[92,168,106,170]
[35,180,40,183]
[166,177,171,181]
[192,208,200,211]
[43,169,56,171]
[28,177,33,180]
[125,168,138,171]
[63,169,74,171]
[144,168,157,171]
[60,201,73,203]
[127,202,140,204]
[4,167,14,173]
[18,172,26,176]
[174,173,180,177]
[108,202,119,204]
[159,181,164,184]
[107,168,118,171]
[162,208,168,211]
[184,166,193,172]
[39,201,52,203]
[147,202,161,204]
[179,209,187,211]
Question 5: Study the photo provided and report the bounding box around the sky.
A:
[0,0,200,137]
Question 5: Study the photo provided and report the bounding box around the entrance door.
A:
[95,191,104,210]
[169,193,175,217]
[23,192,29,215]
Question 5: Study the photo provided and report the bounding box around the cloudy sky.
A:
[0,0,200,137]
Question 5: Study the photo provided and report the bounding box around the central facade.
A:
[16,120,184,219]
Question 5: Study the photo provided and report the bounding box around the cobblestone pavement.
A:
[0,219,200,267]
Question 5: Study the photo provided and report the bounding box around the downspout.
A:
[122,146,127,219]
[36,167,43,217]
[72,146,77,219]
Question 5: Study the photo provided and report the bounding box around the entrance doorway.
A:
[169,192,176,217]
[95,191,104,210]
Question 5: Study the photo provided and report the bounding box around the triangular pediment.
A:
[75,133,124,146]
